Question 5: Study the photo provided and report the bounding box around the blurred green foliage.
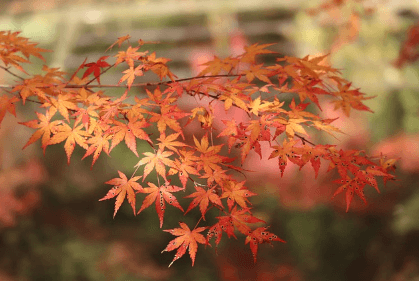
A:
[1,0,419,280]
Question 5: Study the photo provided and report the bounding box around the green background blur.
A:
[0,0,418,280]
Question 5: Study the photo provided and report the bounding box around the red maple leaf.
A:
[207,207,265,247]
[82,56,110,84]
[245,227,286,263]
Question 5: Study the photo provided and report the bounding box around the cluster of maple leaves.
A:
[0,30,398,267]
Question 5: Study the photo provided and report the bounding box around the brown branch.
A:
[85,63,116,86]
[295,133,316,146]
[0,65,26,81]
[0,74,240,90]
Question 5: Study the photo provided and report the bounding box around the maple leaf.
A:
[332,82,374,117]
[74,88,110,107]
[114,46,147,67]
[218,88,250,112]
[72,105,99,132]
[0,30,402,269]
[332,175,367,212]
[0,95,19,127]
[99,171,142,217]
[184,185,223,219]
[81,132,111,168]
[0,31,50,73]
[162,222,206,267]
[106,34,131,52]
[285,118,309,139]
[241,43,276,64]
[197,56,238,76]
[292,77,330,110]
[394,22,419,68]
[118,65,144,89]
[135,150,174,181]
[157,132,187,154]
[217,119,239,151]
[245,64,272,84]
[19,107,64,153]
[193,134,229,175]
[220,180,257,211]
[230,206,266,234]
[48,94,78,122]
[268,139,301,177]
[82,56,110,84]
[168,150,200,188]
[207,207,265,246]
[311,117,343,138]
[137,182,184,228]
[247,96,271,116]
[185,106,214,129]
[149,103,189,139]
[146,52,177,81]
[107,118,151,157]
[11,78,49,104]
[245,227,286,263]
[48,122,89,164]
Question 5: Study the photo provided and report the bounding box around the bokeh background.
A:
[1,0,419,280]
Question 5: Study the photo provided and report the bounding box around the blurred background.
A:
[0,0,419,280]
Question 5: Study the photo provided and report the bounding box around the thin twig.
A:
[0,74,240,89]
[0,65,26,81]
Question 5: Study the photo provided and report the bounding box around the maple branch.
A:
[295,133,316,146]
[0,65,25,81]
[193,211,207,229]
[131,162,141,179]
[0,74,241,90]
[85,63,116,86]
[190,176,208,188]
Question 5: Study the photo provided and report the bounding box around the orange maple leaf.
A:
[82,133,111,168]
[241,43,276,64]
[137,182,184,228]
[114,46,147,67]
[19,107,63,153]
[0,95,19,127]
[220,180,257,211]
[168,150,200,188]
[146,52,177,81]
[99,171,142,217]
[162,222,206,267]
[48,122,89,164]
[107,118,151,157]
[135,150,174,181]
[184,185,223,219]
[106,34,131,52]
[149,104,189,138]
[49,94,78,122]
[118,65,144,89]
[157,133,188,154]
